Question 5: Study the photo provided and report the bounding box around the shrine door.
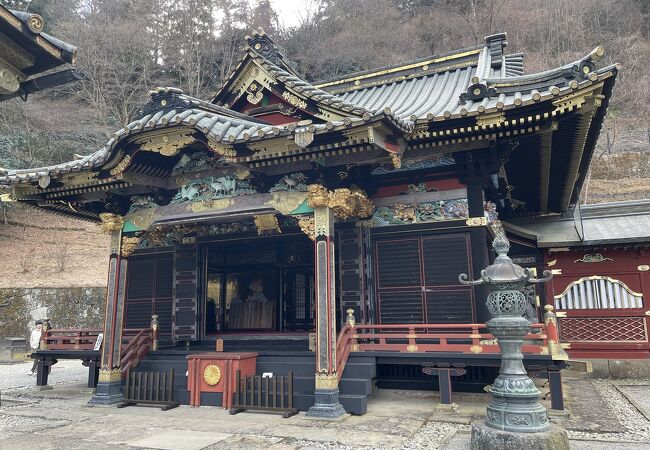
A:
[283,269,315,331]
[373,233,476,324]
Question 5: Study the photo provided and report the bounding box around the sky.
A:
[268,0,316,28]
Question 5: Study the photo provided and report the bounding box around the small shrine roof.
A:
[506,199,650,247]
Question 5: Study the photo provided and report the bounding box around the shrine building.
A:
[2,30,635,416]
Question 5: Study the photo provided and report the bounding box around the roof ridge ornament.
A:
[484,33,507,69]
[246,28,285,66]
[560,46,604,81]
[137,87,191,118]
[459,82,497,103]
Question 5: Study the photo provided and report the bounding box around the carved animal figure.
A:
[209,176,237,196]
[131,195,151,208]
[283,173,307,189]
[271,172,308,192]
[179,183,200,201]
[129,195,156,212]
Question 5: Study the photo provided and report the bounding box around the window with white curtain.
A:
[554,276,643,310]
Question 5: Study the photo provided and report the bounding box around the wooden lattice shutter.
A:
[422,235,474,323]
[374,232,475,325]
[337,224,366,324]
[154,256,174,341]
[125,258,154,329]
[375,238,423,324]
[172,244,199,342]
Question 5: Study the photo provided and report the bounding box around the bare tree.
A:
[52,242,69,273]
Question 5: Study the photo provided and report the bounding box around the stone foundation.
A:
[470,420,569,450]
[586,359,650,379]
[306,388,346,419]
[88,380,123,406]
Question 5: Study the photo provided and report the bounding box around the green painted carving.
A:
[269,172,308,192]
[171,176,256,204]
[370,199,469,226]
[171,151,220,177]
[128,195,158,214]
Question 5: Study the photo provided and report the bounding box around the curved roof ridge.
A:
[253,55,372,117]
[313,43,485,89]
[485,46,605,85]
[8,8,77,63]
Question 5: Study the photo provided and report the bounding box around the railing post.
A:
[74,331,81,350]
[346,308,356,327]
[151,315,159,352]
[543,305,568,361]
[407,326,418,352]
[346,308,359,352]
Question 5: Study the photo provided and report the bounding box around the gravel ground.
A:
[556,380,650,442]
[0,359,88,392]
[1,361,650,450]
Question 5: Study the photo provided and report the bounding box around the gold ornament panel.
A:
[266,191,308,215]
[203,364,222,386]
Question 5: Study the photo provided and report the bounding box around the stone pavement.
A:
[1,361,650,449]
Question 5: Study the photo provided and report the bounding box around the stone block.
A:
[608,359,650,378]
[470,420,569,450]
[583,359,650,379]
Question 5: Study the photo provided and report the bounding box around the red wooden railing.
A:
[335,320,561,381]
[42,328,102,350]
[120,328,153,376]
[336,324,355,380]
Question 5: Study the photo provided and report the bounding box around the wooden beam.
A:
[538,124,555,213]
[559,109,594,210]
[119,172,172,189]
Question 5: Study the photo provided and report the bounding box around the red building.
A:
[508,200,650,359]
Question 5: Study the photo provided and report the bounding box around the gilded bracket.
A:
[254,214,281,235]
[298,216,316,241]
[120,236,140,257]
[136,132,195,157]
[466,216,488,227]
[476,111,506,128]
[109,155,132,177]
[99,213,124,234]
[307,184,374,220]
[208,139,237,157]
[368,127,405,169]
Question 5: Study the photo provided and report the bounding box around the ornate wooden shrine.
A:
[0,30,619,415]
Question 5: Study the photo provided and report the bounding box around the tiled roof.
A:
[336,45,614,124]
[0,91,371,184]
[506,200,650,247]
[0,32,618,188]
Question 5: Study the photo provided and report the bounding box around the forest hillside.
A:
[0,0,648,286]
